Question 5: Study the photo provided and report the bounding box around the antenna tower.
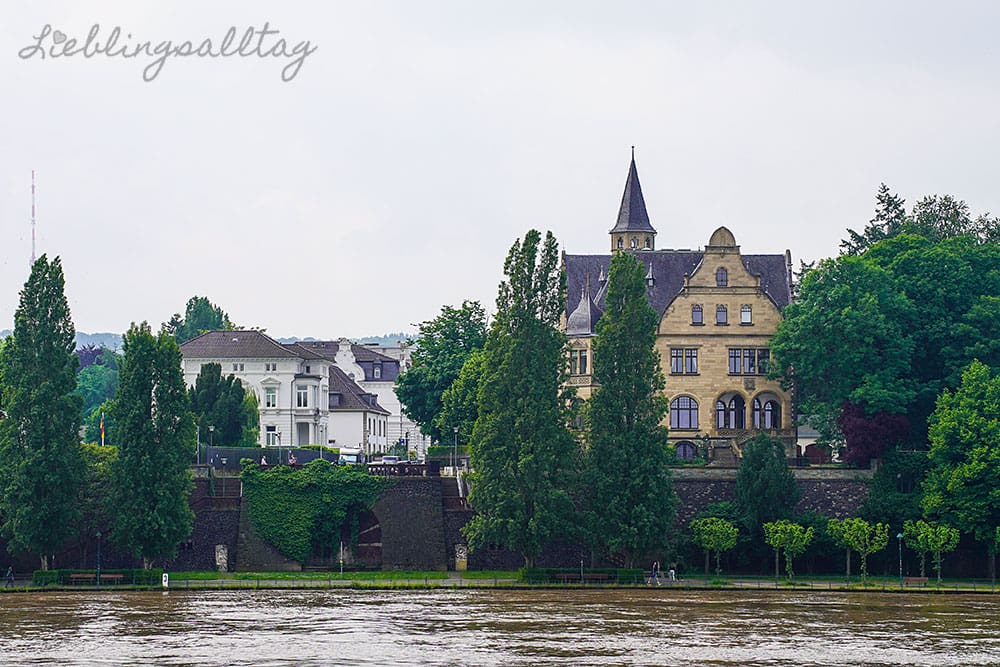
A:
[30,170,37,265]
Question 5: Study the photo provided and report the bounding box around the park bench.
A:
[68,573,125,585]
[902,576,929,586]
[553,572,612,584]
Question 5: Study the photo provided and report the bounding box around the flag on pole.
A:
[100,411,105,446]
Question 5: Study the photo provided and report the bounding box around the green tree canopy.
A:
[110,322,196,568]
[189,362,254,446]
[164,296,234,344]
[584,251,676,567]
[763,520,814,580]
[690,517,738,576]
[0,256,84,569]
[735,435,799,547]
[921,360,1000,546]
[463,230,578,567]
[436,348,487,447]
[827,518,888,585]
[842,185,999,255]
[774,229,1000,459]
[395,301,488,444]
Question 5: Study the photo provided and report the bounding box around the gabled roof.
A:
[609,151,655,234]
[282,342,325,360]
[328,366,390,415]
[297,340,396,363]
[180,330,301,359]
[564,250,792,332]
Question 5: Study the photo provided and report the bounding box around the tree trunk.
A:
[143,556,153,571]
[774,548,779,580]
[919,553,926,578]
[40,555,49,571]
[845,549,851,582]
[990,548,996,587]
[704,549,709,576]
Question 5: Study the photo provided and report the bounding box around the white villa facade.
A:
[180,331,390,454]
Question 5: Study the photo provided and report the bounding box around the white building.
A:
[180,331,390,454]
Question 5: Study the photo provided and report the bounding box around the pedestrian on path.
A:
[650,561,661,586]
[5,565,13,588]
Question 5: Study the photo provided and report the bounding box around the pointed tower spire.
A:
[610,148,656,251]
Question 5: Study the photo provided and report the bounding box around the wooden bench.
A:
[553,572,612,584]
[68,573,125,585]
[903,576,929,585]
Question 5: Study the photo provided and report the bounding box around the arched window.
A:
[764,400,781,429]
[752,398,762,428]
[728,395,745,429]
[715,400,727,428]
[716,267,728,286]
[676,441,697,460]
[630,237,638,248]
[617,237,623,249]
[716,304,728,325]
[644,237,651,249]
[692,304,703,325]
[670,396,699,429]
[741,304,752,324]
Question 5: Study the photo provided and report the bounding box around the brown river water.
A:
[1,589,998,666]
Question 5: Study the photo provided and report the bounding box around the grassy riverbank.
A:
[5,571,1000,593]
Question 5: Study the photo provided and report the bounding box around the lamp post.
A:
[96,531,102,588]
[897,532,904,590]
[453,426,459,474]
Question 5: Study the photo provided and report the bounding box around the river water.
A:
[1,589,998,666]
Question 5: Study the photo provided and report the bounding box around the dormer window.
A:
[373,364,382,379]
[716,268,728,286]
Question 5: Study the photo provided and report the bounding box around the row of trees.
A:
[0,257,196,569]
[691,514,968,586]
[399,232,676,568]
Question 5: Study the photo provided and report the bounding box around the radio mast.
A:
[30,170,37,265]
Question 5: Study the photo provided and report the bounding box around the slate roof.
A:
[328,366,389,414]
[282,342,325,360]
[180,330,301,359]
[297,340,395,363]
[564,251,792,330]
[609,152,656,234]
[566,276,604,336]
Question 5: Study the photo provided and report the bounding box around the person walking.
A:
[5,565,13,588]
[650,561,661,586]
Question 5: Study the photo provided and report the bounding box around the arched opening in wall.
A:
[675,441,697,460]
[327,507,381,570]
[751,393,783,430]
[715,392,746,429]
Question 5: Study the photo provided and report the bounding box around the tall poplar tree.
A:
[463,230,578,567]
[585,251,675,567]
[0,256,84,570]
[110,323,196,568]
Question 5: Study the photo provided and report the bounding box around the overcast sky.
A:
[2,1,998,339]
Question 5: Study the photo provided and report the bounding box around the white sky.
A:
[2,1,998,339]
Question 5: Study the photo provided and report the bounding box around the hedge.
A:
[241,460,390,564]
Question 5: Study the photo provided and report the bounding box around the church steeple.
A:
[610,146,656,252]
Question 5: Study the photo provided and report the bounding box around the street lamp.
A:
[453,426,459,474]
[208,424,215,448]
[897,532,904,590]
